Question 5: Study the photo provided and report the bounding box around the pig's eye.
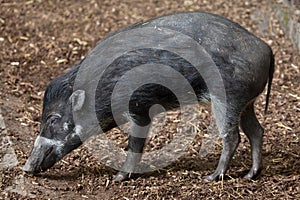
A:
[46,114,61,125]
[49,117,58,125]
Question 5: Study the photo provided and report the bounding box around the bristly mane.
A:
[43,62,80,107]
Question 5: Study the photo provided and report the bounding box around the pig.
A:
[23,11,275,182]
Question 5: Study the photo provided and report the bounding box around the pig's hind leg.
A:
[204,102,241,181]
[240,101,263,179]
[113,120,149,181]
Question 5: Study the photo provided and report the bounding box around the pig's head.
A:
[23,67,86,174]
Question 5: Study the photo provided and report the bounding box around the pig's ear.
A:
[69,90,85,111]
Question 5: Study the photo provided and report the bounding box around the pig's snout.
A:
[22,136,62,174]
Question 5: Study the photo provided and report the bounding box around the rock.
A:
[276,0,300,51]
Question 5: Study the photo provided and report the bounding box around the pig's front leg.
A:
[113,121,149,181]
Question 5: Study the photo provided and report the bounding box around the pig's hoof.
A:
[113,172,129,182]
[244,168,261,179]
[204,172,224,182]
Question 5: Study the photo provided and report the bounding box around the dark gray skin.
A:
[23,12,275,182]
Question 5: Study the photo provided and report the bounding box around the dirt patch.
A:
[0,0,299,199]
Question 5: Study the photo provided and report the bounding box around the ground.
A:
[0,0,299,199]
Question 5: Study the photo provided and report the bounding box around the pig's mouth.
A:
[39,146,55,171]
[22,146,56,174]
[22,134,83,175]
[22,136,63,174]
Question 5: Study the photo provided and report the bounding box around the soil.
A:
[0,0,299,199]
